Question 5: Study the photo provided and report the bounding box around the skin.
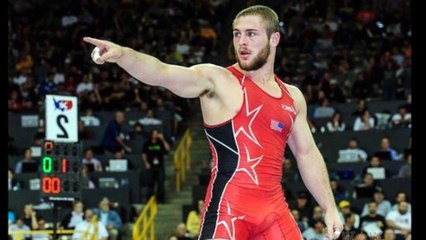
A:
[83,10,342,239]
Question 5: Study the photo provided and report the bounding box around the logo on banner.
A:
[53,98,73,112]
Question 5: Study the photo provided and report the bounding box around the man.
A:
[72,208,108,240]
[386,201,411,240]
[359,202,387,238]
[93,198,122,240]
[142,130,171,203]
[100,111,132,153]
[84,5,342,239]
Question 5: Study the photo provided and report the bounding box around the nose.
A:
[238,34,248,46]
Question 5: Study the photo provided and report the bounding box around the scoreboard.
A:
[40,140,82,201]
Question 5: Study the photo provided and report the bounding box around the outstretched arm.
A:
[83,37,218,98]
[286,85,343,239]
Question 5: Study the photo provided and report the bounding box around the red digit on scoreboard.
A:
[42,177,61,194]
[62,159,67,173]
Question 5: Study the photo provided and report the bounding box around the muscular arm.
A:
[83,37,219,98]
[286,85,342,237]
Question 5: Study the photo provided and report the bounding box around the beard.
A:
[236,42,270,71]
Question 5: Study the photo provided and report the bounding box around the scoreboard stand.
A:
[40,140,82,239]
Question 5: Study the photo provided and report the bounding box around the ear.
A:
[270,32,280,47]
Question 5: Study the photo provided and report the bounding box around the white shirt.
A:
[80,116,100,127]
[72,220,108,240]
[386,210,411,234]
[353,117,375,131]
[76,82,94,94]
[68,212,84,228]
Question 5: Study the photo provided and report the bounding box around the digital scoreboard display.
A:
[40,140,82,201]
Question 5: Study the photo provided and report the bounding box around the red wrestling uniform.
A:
[199,66,302,240]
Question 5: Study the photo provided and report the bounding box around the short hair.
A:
[234,5,279,37]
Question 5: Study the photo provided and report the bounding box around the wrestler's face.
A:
[233,15,271,71]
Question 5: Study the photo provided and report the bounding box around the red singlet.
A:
[199,66,302,240]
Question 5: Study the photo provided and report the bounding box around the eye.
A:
[233,32,241,37]
[248,32,257,37]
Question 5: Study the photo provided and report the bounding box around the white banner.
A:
[45,95,78,142]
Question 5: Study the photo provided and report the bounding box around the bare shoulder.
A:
[190,63,233,81]
[282,83,307,116]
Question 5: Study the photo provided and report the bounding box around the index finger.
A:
[83,37,105,47]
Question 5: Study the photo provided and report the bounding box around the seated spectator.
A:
[8,168,21,191]
[101,111,132,153]
[313,97,335,118]
[375,137,401,161]
[14,148,38,174]
[391,192,411,213]
[362,156,391,179]
[22,203,40,230]
[340,212,359,239]
[80,165,96,189]
[61,200,85,230]
[174,222,194,240]
[31,217,50,240]
[330,179,349,203]
[326,111,346,132]
[391,105,411,128]
[359,202,387,238]
[138,108,162,126]
[386,201,411,240]
[340,137,368,162]
[291,191,313,223]
[353,230,369,240]
[80,108,101,127]
[82,148,103,172]
[352,99,368,117]
[281,156,300,184]
[338,200,360,229]
[291,209,308,233]
[186,200,204,237]
[397,154,411,178]
[353,109,376,131]
[302,219,327,240]
[361,190,392,217]
[355,173,382,199]
[8,217,31,240]
[72,208,108,240]
[383,228,396,240]
[78,120,93,140]
[93,197,122,240]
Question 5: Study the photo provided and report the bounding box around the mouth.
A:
[239,49,251,60]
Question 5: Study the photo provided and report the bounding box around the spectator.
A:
[397,154,411,178]
[31,218,50,240]
[80,108,100,127]
[352,72,372,100]
[21,204,39,230]
[142,130,171,204]
[61,201,85,230]
[326,111,346,132]
[82,148,103,172]
[8,217,31,240]
[340,212,359,239]
[186,200,204,236]
[281,156,300,184]
[93,198,122,240]
[355,173,382,199]
[101,111,132,153]
[359,202,387,238]
[391,192,411,213]
[291,209,308,233]
[174,222,194,240]
[8,168,21,191]
[353,109,375,131]
[362,156,391,179]
[292,191,313,223]
[376,137,400,161]
[383,228,396,240]
[72,208,108,240]
[330,179,349,203]
[80,164,96,189]
[352,99,368,117]
[361,190,392,217]
[138,108,162,126]
[302,219,326,240]
[385,201,411,240]
[313,97,335,118]
[340,138,368,162]
[14,148,38,174]
[338,200,360,229]
[391,105,411,128]
[78,120,93,140]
